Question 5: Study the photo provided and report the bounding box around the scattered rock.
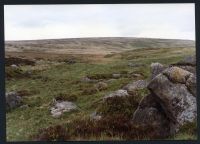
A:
[90,111,102,121]
[50,100,77,118]
[20,104,29,109]
[170,55,196,75]
[10,64,19,69]
[112,73,121,78]
[150,62,165,79]
[103,89,129,100]
[123,80,148,95]
[106,79,116,83]
[6,92,22,111]
[174,55,196,66]
[130,73,143,78]
[94,82,108,91]
[81,77,98,83]
[183,55,196,65]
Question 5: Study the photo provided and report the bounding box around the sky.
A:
[4,4,195,41]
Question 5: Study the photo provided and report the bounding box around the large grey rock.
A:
[50,100,77,118]
[132,63,197,137]
[171,55,196,75]
[123,80,148,95]
[6,92,22,111]
[176,55,196,66]
[186,74,197,97]
[150,62,165,79]
[132,94,171,137]
[183,55,196,65]
[162,66,191,83]
[176,65,196,75]
[148,67,197,132]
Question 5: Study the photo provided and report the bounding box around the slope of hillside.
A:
[5,37,195,55]
[5,37,196,141]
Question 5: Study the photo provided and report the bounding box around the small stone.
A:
[103,89,129,100]
[94,82,108,91]
[50,100,77,118]
[90,112,102,121]
[112,73,121,78]
[123,80,148,95]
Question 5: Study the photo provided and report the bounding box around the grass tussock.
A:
[96,96,141,118]
[32,125,70,141]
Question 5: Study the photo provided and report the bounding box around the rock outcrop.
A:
[6,92,22,111]
[123,80,148,95]
[132,56,197,136]
[148,67,196,132]
[103,89,129,100]
[150,62,165,79]
[171,55,196,75]
[50,100,77,118]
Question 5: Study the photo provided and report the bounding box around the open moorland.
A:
[5,37,196,141]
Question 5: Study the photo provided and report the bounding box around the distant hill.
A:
[5,37,195,55]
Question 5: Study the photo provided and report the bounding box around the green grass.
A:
[6,47,196,141]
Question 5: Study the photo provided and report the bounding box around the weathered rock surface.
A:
[148,76,196,125]
[132,58,197,136]
[150,62,165,79]
[90,111,102,121]
[162,66,191,83]
[6,92,22,111]
[132,94,170,137]
[186,74,197,97]
[130,73,143,78]
[112,73,121,78]
[94,82,108,91]
[103,89,129,100]
[50,100,77,118]
[10,64,19,69]
[123,80,148,95]
[175,55,196,66]
[171,55,196,75]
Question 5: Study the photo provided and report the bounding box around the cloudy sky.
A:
[4,4,195,41]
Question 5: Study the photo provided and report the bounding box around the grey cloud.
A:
[4,4,195,40]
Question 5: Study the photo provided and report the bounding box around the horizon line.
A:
[5,36,195,42]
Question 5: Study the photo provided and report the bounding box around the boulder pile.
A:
[132,55,197,137]
[94,55,196,138]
